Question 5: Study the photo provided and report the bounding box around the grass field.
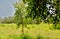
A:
[0,23,60,39]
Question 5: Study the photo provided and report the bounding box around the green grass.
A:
[0,23,60,39]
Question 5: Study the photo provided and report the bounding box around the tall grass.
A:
[0,23,60,39]
[8,34,32,39]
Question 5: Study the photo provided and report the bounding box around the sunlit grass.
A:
[0,23,60,39]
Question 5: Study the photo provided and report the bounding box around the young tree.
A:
[14,1,27,34]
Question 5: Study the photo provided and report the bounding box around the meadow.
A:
[0,23,60,39]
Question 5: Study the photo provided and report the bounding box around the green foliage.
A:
[13,0,60,29]
[14,1,27,28]
[52,1,60,28]
[23,0,60,29]
[23,0,47,19]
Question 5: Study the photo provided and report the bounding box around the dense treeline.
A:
[0,16,15,24]
[0,16,39,24]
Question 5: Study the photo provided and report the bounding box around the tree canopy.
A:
[23,0,60,26]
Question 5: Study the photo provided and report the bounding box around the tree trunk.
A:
[21,16,24,34]
[22,24,24,34]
